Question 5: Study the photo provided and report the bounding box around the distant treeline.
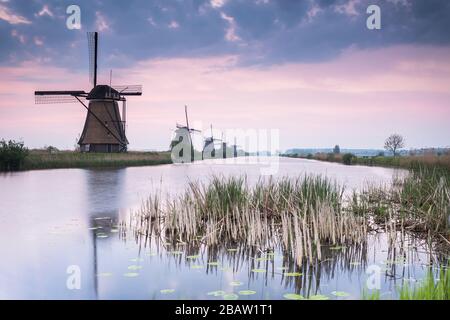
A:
[285,147,450,157]
[283,152,450,170]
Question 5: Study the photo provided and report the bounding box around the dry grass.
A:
[127,175,369,265]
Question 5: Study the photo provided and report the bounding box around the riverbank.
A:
[282,153,450,171]
[18,150,172,171]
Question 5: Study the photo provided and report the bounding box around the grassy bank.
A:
[283,153,450,171]
[20,150,172,171]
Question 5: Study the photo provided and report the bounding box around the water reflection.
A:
[119,224,444,300]
[0,159,443,299]
[84,169,126,299]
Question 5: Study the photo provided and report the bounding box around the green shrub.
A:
[0,139,29,171]
[342,153,354,165]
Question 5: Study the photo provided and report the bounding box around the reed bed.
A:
[352,166,450,247]
[128,175,369,264]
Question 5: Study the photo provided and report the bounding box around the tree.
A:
[384,134,405,157]
[342,153,354,165]
[0,139,29,171]
[333,145,340,154]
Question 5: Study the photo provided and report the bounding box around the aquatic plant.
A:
[399,268,449,300]
[353,165,450,244]
[362,268,449,300]
[128,175,368,265]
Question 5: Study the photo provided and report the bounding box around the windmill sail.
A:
[87,32,98,87]
[112,85,143,96]
[34,90,87,104]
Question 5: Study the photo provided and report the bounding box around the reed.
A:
[353,165,450,244]
[399,267,449,300]
[129,175,368,265]
[363,267,449,300]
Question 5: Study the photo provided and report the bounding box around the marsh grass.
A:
[129,175,368,264]
[363,268,449,300]
[398,267,449,300]
[353,166,450,246]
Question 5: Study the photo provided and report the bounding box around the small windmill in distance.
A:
[34,32,142,152]
[202,124,222,160]
[170,105,201,162]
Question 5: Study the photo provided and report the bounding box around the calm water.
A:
[0,157,441,299]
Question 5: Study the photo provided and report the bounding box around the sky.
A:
[0,0,449,151]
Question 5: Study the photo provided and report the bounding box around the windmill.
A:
[34,32,142,152]
[170,105,201,162]
[230,136,240,158]
[202,124,222,160]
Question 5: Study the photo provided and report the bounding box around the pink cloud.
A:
[1,45,449,150]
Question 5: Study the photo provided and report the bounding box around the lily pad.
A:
[110,228,119,233]
[207,290,226,297]
[284,293,304,300]
[207,261,220,266]
[227,248,238,252]
[239,290,256,295]
[160,289,175,294]
[331,291,350,297]
[96,233,108,238]
[191,265,204,269]
[277,267,288,271]
[186,255,200,259]
[170,251,184,255]
[123,272,139,277]
[96,272,113,277]
[251,268,266,273]
[309,294,329,300]
[230,281,243,286]
[130,258,144,262]
[349,262,361,266]
[223,293,239,300]
[128,265,143,270]
[284,272,302,277]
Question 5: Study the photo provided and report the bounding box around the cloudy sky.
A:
[0,0,449,151]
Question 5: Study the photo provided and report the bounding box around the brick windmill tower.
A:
[35,32,142,152]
